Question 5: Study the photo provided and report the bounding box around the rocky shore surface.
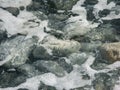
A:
[0,0,120,90]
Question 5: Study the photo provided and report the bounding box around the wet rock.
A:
[48,13,69,21]
[39,82,56,90]
[26,1,42,11]
[84,0,98,5]
[99,9,110,17]
[4,7,20,16]
[93,73,115,90]
[33,11,48,20]
[91,59,109,70]
[28,0,79,12]
[44,29,64,39]
[17,88,28,90]
[64,22,91,40]
[0,30,7,43]
[112,6,120,15]
[0,35,37,68]
[86,6,96,21]
[0,20,7,43]
[19,6,25,11]
[111,18,120,34]
[83,24,119,42]
[0,71,26,88]
[107,0,120,5]
[17,64,40,77]
[68,53,88,65]
[80,42,102,52]
[0,66,4,74]
[0,35,25,62]
[57,58,73,73]
[70,85,91,90]
[48,13,69,30]
[32,46,51,60]
[50,0,79,10]
[41,36,81,57]
[99,42,120,63]
[26,0,57,14]
[82,74,91,80]
[33,60,66,77]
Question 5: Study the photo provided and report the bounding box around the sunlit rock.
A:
[41,36,81,56]
[100,42,120,63]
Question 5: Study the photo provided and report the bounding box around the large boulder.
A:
[0,35,37,68]
[82,24,119,42]
[99,42,120,63]
[33,60,66,77]
[41,36,81,57]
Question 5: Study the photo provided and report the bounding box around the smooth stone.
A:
[32,46,51,60]
[17,64,41,77]
[33,60,66,77]
[4,7,20,16]
[99,42,120,63]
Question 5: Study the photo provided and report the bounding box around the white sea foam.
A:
[0,8,48,40]
[0,0,31,7]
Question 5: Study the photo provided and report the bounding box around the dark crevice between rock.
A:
[17,88,29,90]
[39,82,56,90]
